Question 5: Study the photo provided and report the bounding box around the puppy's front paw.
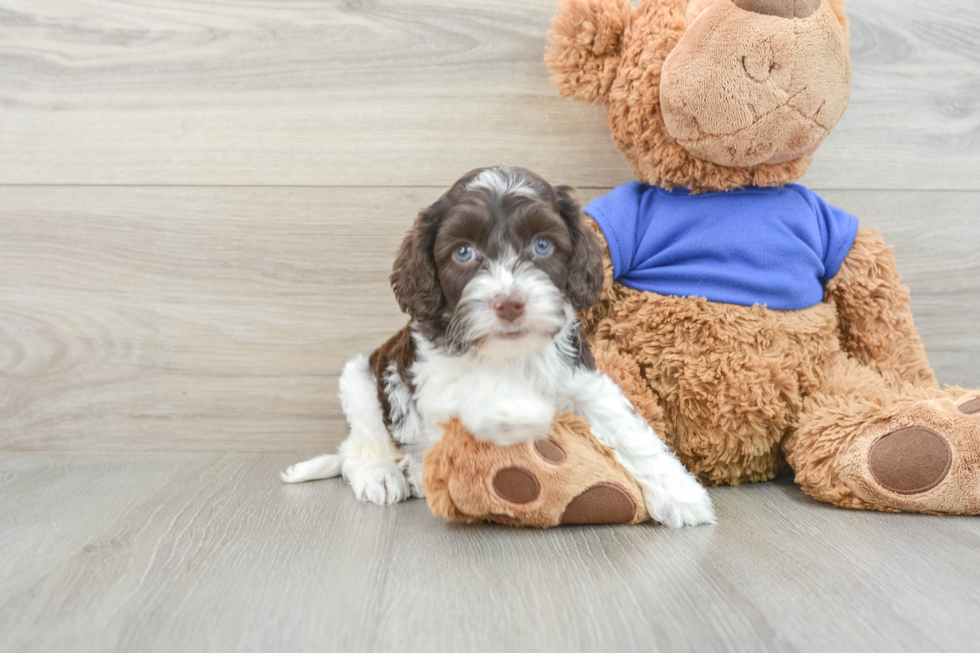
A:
[668,483,716,528]
[344,459,411,505]
[641,471,715,529]
[464,395,555,447]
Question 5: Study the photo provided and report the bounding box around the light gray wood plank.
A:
[809,0,980,191]
[0,452,222,600]
[0,452,397,652]
[2,452,980,653]
[1,187,977,452]
[0,186,418,452]
[0,0,977,189]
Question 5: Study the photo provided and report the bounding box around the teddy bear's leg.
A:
[785,353,980,514]
[824,228,938,391]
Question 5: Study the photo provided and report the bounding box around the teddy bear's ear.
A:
[825,0,850,37]
[545,0,634,105]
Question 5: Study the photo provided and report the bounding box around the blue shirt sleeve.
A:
[789,185,859,284]
[583,183,644,281]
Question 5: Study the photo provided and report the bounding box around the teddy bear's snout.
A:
[658,0,849,168]
[733,0,820,20]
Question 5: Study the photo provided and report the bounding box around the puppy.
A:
[282,166,714,528]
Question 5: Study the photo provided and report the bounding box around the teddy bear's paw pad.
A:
[868,426,952,495]
[533,439,566,465]
[560,483,637,525]
[958,398,980,415]
[492,467,541,504]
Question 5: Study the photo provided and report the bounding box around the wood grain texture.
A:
[1,186,977,452]
[0,186,416,451]
[2,452,980,653]
[0,0,978,189]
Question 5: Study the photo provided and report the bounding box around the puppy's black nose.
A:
[493,297,525,323]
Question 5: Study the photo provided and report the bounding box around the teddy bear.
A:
[543,0,980,514]
[424,0,980,525]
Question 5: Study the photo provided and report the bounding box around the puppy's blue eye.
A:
[533,238,553,257]
[453,245,475,263]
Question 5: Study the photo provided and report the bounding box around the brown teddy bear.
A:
[424,0,980,524]
[545,0,980,514]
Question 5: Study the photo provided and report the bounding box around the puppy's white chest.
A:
[411,344,574,446]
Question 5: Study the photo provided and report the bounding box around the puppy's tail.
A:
[280,454,343,484]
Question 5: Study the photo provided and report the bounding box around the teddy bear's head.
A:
[546,0,851,192]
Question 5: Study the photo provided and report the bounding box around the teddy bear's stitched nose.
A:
[733,0,820,19]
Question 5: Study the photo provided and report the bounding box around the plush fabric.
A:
[584,182,859,310]
[424,412,650,527]
[541,0,980,515]
[546,0,850,193]
[659,0,851,168]
[579,221,980,515]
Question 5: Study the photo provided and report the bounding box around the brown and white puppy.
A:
[282,167,714,528]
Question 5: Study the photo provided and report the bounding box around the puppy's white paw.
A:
[641,471,716,529]
[464,395,555,447]
[667,483,716,528]
[399,455,426,498]
[344,459,411,505]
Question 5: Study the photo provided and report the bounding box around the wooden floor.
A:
[2,1,980,651]
[2,452,980,653]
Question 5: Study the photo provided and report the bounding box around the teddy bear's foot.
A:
[837,393,980,514]
[423,412,652,528]
[488,439,639,526]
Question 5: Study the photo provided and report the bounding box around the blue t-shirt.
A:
[584,183,859,310]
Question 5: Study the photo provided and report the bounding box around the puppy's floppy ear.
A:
[390,200,445,322]
[824,0,850,37]
[556,185,604,312]
[545,0,633,105]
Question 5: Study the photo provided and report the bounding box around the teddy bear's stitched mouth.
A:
[675,104,830,166]
[680,85,831,141]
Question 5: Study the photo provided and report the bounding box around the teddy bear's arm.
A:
[824,227,938,390]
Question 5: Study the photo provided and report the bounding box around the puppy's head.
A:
[391,166,603,358]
